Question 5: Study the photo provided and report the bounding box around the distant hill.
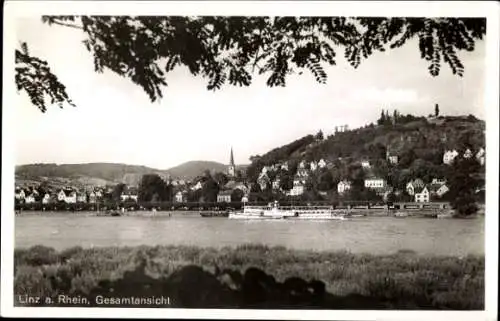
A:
[15,160,246,187]
[163,160,227,179]
[15,163,163,185]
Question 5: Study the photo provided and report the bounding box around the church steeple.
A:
[230,147,235,166]
[228,147,235,177]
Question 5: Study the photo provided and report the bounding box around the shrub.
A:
[13,245,484,309]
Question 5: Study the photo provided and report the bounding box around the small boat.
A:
[394,211,409,218]
[437,211,454,219]
[200,211,229,217]
[96,210,121,217]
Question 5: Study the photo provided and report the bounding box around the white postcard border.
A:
[2,1,499,320]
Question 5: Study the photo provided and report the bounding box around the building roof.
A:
[365,177,385,181]
[218,190,233,196]
[414,185,428,194]
[410,178,425,187]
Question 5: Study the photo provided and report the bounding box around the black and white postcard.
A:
[2,1,499,320]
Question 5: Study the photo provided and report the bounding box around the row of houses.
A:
[337,177,450,203]
[443,147,485,165]
[15,186,139,204]
[173,179,250,203]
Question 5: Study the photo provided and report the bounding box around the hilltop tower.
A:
[228,147,236,177]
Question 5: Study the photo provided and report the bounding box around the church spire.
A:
[229,147,235,166]
[228,147,235,177]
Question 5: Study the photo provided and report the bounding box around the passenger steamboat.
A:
[228,201,347,220]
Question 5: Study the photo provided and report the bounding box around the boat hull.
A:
[292,215,346,220]
[228,213,267,219]
[200,211,229,218]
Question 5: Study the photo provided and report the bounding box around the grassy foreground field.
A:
[14,244,484,309]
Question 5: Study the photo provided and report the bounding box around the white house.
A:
[296,168,309,178]
[88,192,97,203]
[65,191,77,204]
[415,186,430,203]
[120,192,138,202]
[175,191,187,203]
[310,161,318,171]
[337,180,352,194]
[298,160,306,169]
[364,178,386,189]
[388,155,399,165]
[272,178,281,190]
[463,148,473,159]
[288,178,305,196]
[15,189,26,200]
[406,179,425,196]
[77,192,87,203]
[25,193,37,204]
[217,190,232,203]
[257,172,270,190]
[443,150,459,164]
[281,162,289,171]
[433,184,449,197]
[57,190,67,202]
[361,160,371,169]
[95,190,103,198]
[476,148,485,165]
[191,181,203,191]
[431,178,447,185]
[42,193,52,204]
[318,159,327,168]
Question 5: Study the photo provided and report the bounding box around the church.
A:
[227,147,235,177]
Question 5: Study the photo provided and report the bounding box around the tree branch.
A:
[50,20,85,31]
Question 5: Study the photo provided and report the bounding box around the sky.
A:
[14,17,486,170]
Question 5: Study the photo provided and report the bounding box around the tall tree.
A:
[317,170,334,191]
[448,157,480,217]
[435,103,440,117]
[17,16,486,112]
[377,109,386,126]
[213,172,229,188]
[231,188,244,202]
[112,183,127,202]
[138,174,169,202]
[201,175,219,203]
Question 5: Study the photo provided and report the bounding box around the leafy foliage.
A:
[15,16,486,111]
[448,157,481,216]
[138,174,172,202]
[15,42,75,112]
[112,183,127,201]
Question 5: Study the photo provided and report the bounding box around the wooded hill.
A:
[245,113,485,194]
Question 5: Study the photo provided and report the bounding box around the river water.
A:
[14,211,484,256]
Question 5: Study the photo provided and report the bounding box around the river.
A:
[14,211,484,256]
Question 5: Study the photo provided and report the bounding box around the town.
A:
[14,111,486,214]
[14,139,485,212]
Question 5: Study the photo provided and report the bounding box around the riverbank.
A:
[14,244,484,309]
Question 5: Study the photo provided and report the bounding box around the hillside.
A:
[15,160,244,187]
[245,114,485,187]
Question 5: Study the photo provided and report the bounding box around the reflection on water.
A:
[15,211,484,256]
